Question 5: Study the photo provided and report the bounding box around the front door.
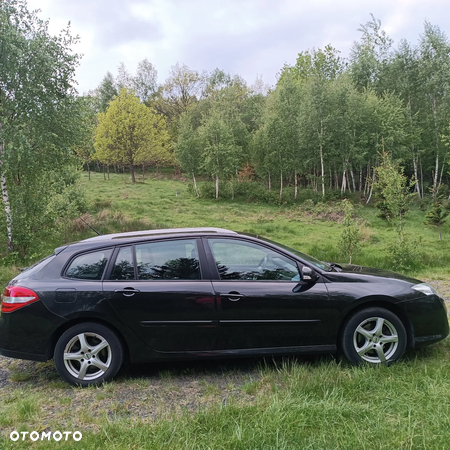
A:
[205,237,332,350]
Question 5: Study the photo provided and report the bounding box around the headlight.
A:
[411,283,438,296]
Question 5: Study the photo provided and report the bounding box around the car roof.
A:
[78,227,238,246]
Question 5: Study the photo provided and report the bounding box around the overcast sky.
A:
[26,0,449,95]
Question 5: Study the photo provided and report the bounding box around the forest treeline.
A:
[87,15,450,203]
[1,0,450,257]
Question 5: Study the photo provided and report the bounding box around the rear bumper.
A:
[0,302,59,361]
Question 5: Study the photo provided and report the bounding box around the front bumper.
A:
[402,294,449,347]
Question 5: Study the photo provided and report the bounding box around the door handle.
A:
[221,292,245,302]
[114,288,141,297]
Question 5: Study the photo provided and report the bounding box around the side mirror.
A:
[292,265,320,292]
[301,266,319,283]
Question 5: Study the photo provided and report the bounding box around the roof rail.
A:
[80,227,237,242]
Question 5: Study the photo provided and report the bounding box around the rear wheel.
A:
[54,322,123,386]
[341,307,407,365]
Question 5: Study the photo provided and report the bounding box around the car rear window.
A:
[65,249,112,280]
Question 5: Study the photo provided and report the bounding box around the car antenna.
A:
[79,216,102,236]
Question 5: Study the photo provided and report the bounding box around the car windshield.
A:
[256,236,331,271]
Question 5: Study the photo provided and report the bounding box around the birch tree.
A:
[0,0,81,253]
[200,110,241,199]
[418,22,450,197]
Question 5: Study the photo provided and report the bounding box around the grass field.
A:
[2,346,450,449]
[0,170,450,449]
[78,171,450,279]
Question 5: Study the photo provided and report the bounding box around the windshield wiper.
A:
[327,263,343,272]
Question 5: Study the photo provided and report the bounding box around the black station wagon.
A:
[0,227,448,386]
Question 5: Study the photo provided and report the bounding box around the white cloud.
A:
[24,0,450,94]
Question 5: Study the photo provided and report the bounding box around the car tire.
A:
[341,307,407,365]
[54,322,123,386]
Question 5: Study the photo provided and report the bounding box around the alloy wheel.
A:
[353,316,399,363]
[63,332,112,381]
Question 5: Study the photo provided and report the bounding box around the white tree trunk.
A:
[192,173,199,198]
[294,170,298,199]
[434,153,439,197]
[439,151,447,192]
[413,156,420,198]
[366,165,376,205]
[320,145,325,197]
[350,166,356,192]
[215,175,219,200]
[279,170,283,200]
[432,97,439,197]
[0,139,13,251]
[341,170,347,194]
[319,121,325,197]
[419,156,424,198]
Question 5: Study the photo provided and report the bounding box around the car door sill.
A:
[157,344,336,356]
[140,320,217,326]
[220,319,321,324]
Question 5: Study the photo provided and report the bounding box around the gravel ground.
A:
[0,356,273,433]
[0,280,449,433]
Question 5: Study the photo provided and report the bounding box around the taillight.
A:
[1,286,40,313]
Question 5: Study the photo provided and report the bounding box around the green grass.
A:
[1,170,450,448]
[3,171,449,281]
[9,370,31,383]
[73,171,450,279]
[2,345,450,448]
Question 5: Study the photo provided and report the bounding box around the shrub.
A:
[388,235,421,272]
[338,199,361,264]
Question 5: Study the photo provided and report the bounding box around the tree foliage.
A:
[93,72,118,112]
[80,16,450,208]
[95,89,171,183]
[0,0,85,256]
[425,187,449,240]
[338,199,361,264]
[175,113,202,197]
[200,110,241,199]
[373,151,415,233]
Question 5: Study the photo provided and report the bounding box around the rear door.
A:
[103,238,218,352]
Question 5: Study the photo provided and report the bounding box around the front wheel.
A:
[54,322,123,386]
[341,307,407,365]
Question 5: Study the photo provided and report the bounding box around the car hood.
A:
[325,263,421,285]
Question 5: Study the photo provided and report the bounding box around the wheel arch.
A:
[337,297,414,352]
[46,318,131,363]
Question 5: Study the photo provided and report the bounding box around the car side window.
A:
[208,238,300,281]
[110,246,135,280]
[65,249,112,280]
[135,239,201,280]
